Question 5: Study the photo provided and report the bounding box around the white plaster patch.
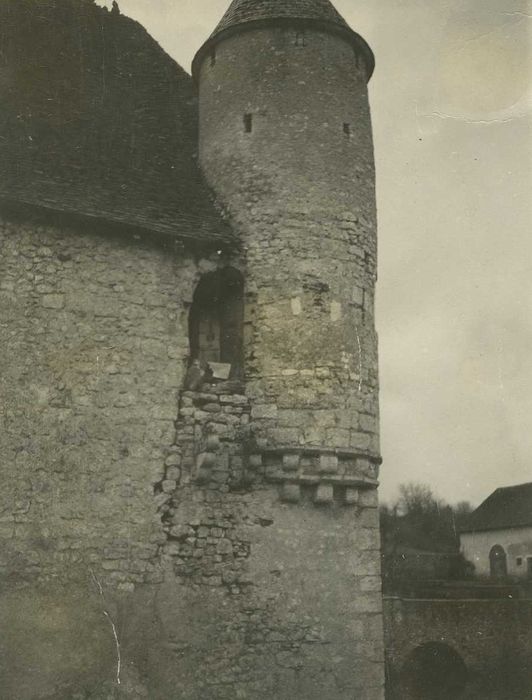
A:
[291,297,302,316]
[330,301,342,322]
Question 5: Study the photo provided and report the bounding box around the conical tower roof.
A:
[192,0,374,79]
[212,0,351,35]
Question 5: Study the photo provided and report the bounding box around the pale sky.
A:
[97,0,532,507]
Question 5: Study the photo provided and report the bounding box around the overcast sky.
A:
[97,0,531,506]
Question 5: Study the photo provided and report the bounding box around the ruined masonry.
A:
[0,0,383,698]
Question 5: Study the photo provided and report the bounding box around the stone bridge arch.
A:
[395,641,468,700]
[384,597,532,699]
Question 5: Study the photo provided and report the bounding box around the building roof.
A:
[0,0,234,246]
[461,482,532,533]
[213,0,351,34]
[192,0,374,80]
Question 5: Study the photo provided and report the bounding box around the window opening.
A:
[343,122,351,137]
[517,557,523,566]
[244,113,253,133]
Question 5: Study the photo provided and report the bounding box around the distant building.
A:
[460,482,532,579]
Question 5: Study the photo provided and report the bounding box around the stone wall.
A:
[154,488,383,700]
[0,210,384,699]
[0,212,198,586]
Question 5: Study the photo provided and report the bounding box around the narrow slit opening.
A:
[244,114,253,133]
[295,31,306,47]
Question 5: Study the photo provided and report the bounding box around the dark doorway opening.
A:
[189,267,244,378]
[400,642,468,700]
[489,544,508,578]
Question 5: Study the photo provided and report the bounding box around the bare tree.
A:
[380,482,475,591]
[398,482,439,515]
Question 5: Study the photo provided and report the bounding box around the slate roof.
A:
[193,0,374,79]
[0,0,233,245]
[461,482,532,533]
[212,0,351,34]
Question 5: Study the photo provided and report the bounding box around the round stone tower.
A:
[193,0,380,501]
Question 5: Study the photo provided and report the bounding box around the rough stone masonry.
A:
[0,1,384,698]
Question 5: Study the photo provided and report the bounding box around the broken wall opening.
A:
[188,267,244,379]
